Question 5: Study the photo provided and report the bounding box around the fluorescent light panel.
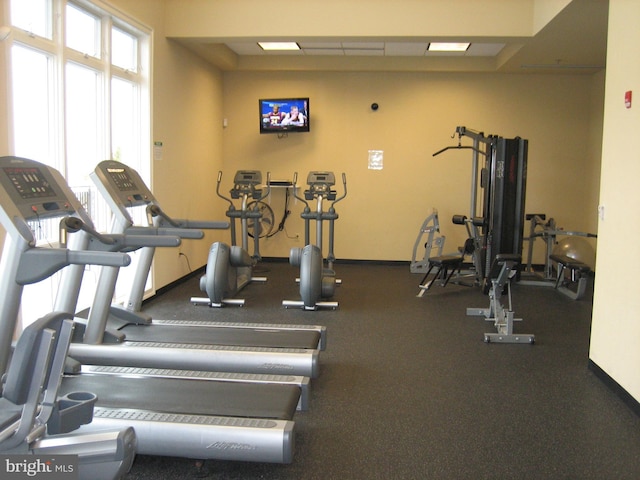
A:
[258,42,300,51]
[427,42,470,52]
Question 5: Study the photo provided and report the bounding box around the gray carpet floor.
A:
[123,260,640,479]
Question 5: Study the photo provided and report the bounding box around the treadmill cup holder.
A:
[48,391,98,434]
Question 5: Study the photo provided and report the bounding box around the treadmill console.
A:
[0,157,76,222]
[92,160,155,208]
[107,168,139,192]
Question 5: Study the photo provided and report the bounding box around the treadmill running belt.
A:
[58,374,299,420]
[115,324,320,349]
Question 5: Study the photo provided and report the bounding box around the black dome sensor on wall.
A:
[371,103,379,111]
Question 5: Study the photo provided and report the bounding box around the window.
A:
[111,27,137,71]
[6,0,151,327]
[10,45,55,162]
[10,0,52,40]
[66,3,101,58]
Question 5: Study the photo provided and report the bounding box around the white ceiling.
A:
[226,42,507,58]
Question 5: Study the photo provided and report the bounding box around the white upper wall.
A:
[164,0,550,39]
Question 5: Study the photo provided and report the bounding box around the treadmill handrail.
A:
[146,204,230,231]
[157,217,230,230]
[125,225,202,240]
[16,248,131,285]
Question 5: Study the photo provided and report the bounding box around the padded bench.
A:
[417,255,464,296]
[416,237,475,297]
[549,254,591,300]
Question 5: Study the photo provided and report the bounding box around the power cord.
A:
[178,252,192,272]
[266,186,292,238]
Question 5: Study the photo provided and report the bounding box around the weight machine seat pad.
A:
[487,254,521,282]
[58,374,299,421]
[428,255,463,267]
[549,254,591,272]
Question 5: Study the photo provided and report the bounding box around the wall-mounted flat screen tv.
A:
[259,98,309,134]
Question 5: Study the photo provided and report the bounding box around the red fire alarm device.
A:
[625,90,632,108]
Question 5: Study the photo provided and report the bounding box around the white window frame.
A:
[3,0,153,326]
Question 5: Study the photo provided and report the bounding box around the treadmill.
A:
[48,164,311,409]
[51,161,321,379]
[0,156,299,463]
[88,160,326,350]
[1,311,136,480]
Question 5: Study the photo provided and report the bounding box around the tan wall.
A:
[590,0,640,402]
[109,0,227,290]
[222,70,603,263]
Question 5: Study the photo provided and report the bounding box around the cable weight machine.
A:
[417,126,528,292]
[416,126,532,343]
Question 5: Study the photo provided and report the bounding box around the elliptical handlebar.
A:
[215,170,235,210]
[330,173,347,210]
[291,172,311,209]
[254,171,272,203]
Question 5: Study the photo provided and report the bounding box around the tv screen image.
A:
[259,98,309,134]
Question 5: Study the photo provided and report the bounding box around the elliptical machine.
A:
[283,171,347,310]
[193,170,271,307]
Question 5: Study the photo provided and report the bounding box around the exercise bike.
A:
[283,171,347,310]
[193,170,271,307]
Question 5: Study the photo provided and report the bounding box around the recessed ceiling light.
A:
[258,42,300,51]
[427,42,470,52]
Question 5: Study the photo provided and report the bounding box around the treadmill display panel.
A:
[4,167,56,199]
[106,167,138,191]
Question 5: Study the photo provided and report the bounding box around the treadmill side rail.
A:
[82,409,295,463]
[32,428,137,480]
[68,342,320,378]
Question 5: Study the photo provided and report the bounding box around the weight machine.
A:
[520,213,596,300]
[416,126,528,294]
[410,209,446,274]
[416,215,478,296]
